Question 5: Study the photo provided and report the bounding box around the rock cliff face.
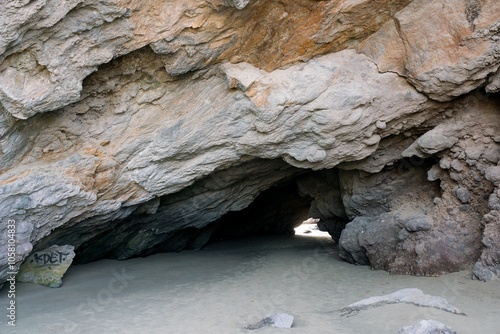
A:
[1,0,499,285]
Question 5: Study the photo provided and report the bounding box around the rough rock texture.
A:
[17,245,75,288]
[0,0,499,285]
[339,288,464,317]
[0,0,132,119]
[396,320,457,334]
[359,0,500,101]
[0,0,412,119]
[0,221,33,288]
[339,99,499,276]
[297,170,348,241]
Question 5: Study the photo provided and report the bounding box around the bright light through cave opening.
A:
[294,217,332,238]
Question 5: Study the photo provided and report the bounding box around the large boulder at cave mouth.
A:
[17,245,75,288]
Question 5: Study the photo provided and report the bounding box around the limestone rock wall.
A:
[0,0,499,285]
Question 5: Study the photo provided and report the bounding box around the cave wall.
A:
[0,0,499,285]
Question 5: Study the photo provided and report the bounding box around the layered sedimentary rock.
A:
[359,0,500,101]
[0,0,499,286]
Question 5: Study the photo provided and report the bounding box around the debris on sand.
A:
[339,288,465,317]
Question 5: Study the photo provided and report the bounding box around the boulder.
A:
[17,245,75,288]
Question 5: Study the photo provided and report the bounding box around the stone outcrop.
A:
[0,0,499,286]
[17,244,75,288]
[359,0,500,102]
[338,100,499,276]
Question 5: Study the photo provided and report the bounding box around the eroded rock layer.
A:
[0,0,499,285]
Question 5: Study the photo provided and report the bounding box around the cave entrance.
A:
[208,180,314,241]
[293,218,332,238]
[206,173,340,247]
[67,160,345,264]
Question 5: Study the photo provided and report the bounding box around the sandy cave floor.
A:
[1,227,500,334]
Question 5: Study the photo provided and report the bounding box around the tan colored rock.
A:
[0,0,412,118]
[0,47,442,283]
[0,0,499,286]
[359,0,500,101]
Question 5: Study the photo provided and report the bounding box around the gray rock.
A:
[227,0,251,10]
[339,288,465,317]
[472,261,498,282]
[338,136,416,174]
[486,69,500,93]
[427,164,445,182]
[0,0,500,286]
[0,48,442,284]
[17,245,75,288]
[489,193,500,211]
[396,320,457,334]
[338,214,402,269]
[360,0,500,102]
[403,125,460,157]
[483,145,500,164]
[454,187,471,204]
[0,1,132,119]
[405,216,433,232]
[485,166,500,184]
[246,313,294,330]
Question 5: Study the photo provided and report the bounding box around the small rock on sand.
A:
[246,312,294,330]
[396,319,457,334]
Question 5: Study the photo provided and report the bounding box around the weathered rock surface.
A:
[360,0,500,102]
[0,0,412,119]
[0,47,444,279]
[396,320,457,334]
[0,220,33,289]
[0,0,499,286]
[17,245,75,288]
[339,99,499,276]
[339,288,464,317]
[0,0,132,119]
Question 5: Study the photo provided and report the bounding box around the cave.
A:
[35,154,447,274]
[209,181,313,240]
[2,1,500,332]
[41,158,349,265]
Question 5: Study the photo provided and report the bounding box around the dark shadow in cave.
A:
[42,154,445,268]
[208,181,314,242]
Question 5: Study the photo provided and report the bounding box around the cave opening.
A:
[66,160,346,264]
[43,154,445,268]
[206,178,335,247]
[208,180,315,240]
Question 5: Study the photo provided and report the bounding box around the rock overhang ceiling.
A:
[0,0,499,286]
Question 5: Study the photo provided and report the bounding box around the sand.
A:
[1,228,500,334]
